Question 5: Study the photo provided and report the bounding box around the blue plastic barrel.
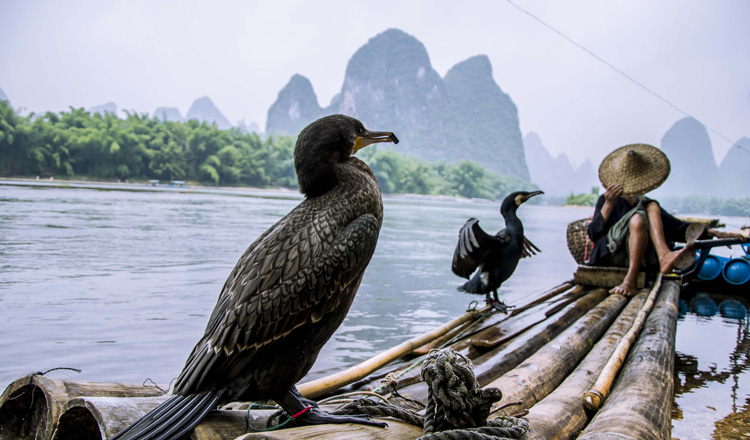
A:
[723,257,750,285]
[697,255,725,281]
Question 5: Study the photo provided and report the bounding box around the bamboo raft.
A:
[0,267,683,440]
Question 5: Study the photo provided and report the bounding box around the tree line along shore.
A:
[1,101,747,216]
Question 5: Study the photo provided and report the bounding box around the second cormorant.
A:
[451,190,543,312]
[112,114,398,440]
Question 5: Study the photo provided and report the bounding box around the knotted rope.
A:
[332,348,528,440]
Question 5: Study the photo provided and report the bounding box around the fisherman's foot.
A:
[659,244,694,274]
[296,409,388,428]
[610,281,637,297]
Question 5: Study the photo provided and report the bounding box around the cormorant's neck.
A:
[297,154,340,197]
[502,208,523,233]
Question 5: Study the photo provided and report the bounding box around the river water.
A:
[0,182,747,439]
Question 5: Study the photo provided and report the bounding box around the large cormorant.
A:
[451,191,543,312]
[113,115,398,440]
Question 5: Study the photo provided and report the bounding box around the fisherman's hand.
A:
[604,184,623,204]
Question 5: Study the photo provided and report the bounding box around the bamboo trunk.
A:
[458,285,586,352]
[393,288,608,404]
[520,291,647,440]
[52,395,168,440]
[189,410,272,440]
[487,292,628,417]
[0,373,166,440]
[583,275,663,410]
[297,306,487,399]
[350,284,581,395]
[411,282,574,356]
[232,419,421,440]
[577,280,680,440]
[472,288,607,387]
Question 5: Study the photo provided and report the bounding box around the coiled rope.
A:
[333,348,528,440]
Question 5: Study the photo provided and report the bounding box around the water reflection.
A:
[673,288,750,439]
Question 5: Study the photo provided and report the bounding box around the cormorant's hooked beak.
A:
[353,130,399,153]
[515,190,544,206]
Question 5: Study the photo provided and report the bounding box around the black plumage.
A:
[113,114,398,440]
[451,190,543,312]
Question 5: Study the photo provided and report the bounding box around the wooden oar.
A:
[583,273,663,411]
[297,306,489,399]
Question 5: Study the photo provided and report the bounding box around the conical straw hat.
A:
[598,144,670,197]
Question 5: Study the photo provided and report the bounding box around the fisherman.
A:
[586,144,746,297]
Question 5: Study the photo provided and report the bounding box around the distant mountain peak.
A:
[344,28,433,84]
[523,132,597,196]
[654,117,719,197]
[447,55,493,78]
[152,106,183,122]
[88,102,118,116]
[266,28,532,181]
[265,74,323,135]
[0,88,9,104]
[185,96,232,130]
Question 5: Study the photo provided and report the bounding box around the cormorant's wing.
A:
[173,207,381,395]
[521,236,541,259]
[451,218,508,279]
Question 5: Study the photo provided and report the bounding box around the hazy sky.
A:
[1,0,748,167]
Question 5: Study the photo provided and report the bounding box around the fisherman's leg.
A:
[276,387,387,428]
[611,214,647,297]
[645,201,691,274]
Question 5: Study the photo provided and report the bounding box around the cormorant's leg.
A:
[290,386,319,408]
[487,290,509,313]
[276,388,387,428]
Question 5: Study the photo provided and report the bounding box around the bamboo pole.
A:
[231,418,422,440]
[464,285,586,350]
[413,281,575,356]
[349,284,582,394]
[520,291,647,440]
[0,373,166,440]
[577,280,680,440]
[472,288,607,387]
[297,306,488,399]
[583,274,663,411]
[52,395,168,440]
[392,288,608,405]
[487,292,628,417]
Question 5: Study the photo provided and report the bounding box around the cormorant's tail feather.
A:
[111,391,221,440]
[458,276,483,294]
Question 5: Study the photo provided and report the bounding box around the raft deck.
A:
[0,271,681,440]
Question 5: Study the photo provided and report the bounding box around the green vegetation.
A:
[0,101,296,188]
[566,187,600,206]
[0,102,536,200]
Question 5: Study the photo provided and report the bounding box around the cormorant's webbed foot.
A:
[277,388,387,429]
[486,292,510,313]
[296,409,388,428]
